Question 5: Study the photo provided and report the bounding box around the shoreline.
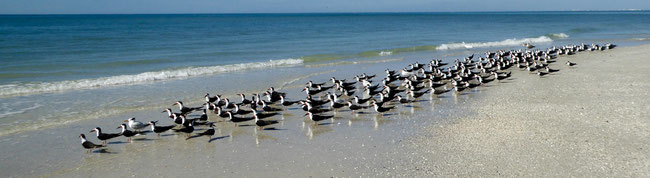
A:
[0,44,648,177]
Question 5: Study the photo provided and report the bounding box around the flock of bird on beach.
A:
[79,43,615,153]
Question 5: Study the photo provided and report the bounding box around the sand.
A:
[406,44,650,176]
[1,44,648,177]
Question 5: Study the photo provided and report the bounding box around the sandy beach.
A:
[407,44,650,176]
[0,44,648,177]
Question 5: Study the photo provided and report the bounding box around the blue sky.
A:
[1,0,649,14]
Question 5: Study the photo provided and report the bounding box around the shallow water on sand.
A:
[0,48,494,177]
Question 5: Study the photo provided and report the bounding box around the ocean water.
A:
[1,11,649,136]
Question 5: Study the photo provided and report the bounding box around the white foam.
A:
[632,37,650,41]
[379,51,393,56]
[436,36,555,50]
[0,59,303,97]
[0,103,42,118]
[548,33,570,39]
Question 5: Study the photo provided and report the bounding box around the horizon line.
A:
[0,9,647,16]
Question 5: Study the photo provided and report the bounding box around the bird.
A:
[231,104,252,115]
[301,101,331,114]
[237,93,252,105]
[162,108,182,119]
[79,134,104,153]
[179,115,208,127]
[90,127,121,146]
[205,93,219,103]
[453,85,466,92]
[346,101,368,112]
[124,118,148,131]
[493,71,511,82]
[523,43,535,49]
[193,123,215,140]
[173,101,201,115]
[117,124,145,142]
[430,87,450,95]
[260,100,283,112]
[170,114,184,125]
[396,95,411,104]
[407,90,429,99]
[537,71,549,77]
[306,80,326,88]
[352,95,371,105]
[194,109,208,121]
[225,111,253,126]
[173,119,195,138]
[303,86,325,95]
[221,98,237,109]
[214,107,230,118]
[370,101,394,113]
[566,61,577,66]
[279,95,300,106]
[147,121,175,138]
[304,111,333,125]
[545,67,560,73]
[251,109,278,119]
[254,115,279,130]
[329,99,346,109]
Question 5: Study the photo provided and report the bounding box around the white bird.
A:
[124,118,147,131]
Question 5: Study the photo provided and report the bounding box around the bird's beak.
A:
[123,120,128,122]
[116,126,121,129]
[172,103,177,106]
[303,113,309,116]
[161,111,166,113]
[89,130,95,133]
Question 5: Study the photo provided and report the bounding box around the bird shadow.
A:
[208,135,230,143]
[138,130,153,134]
[107,141,127,145]
[317,122,333,126]
[262,127,287,131]
[132,138,154,141]
[185,134,204,140]
[93,149,117,154]
[381,113,397,117]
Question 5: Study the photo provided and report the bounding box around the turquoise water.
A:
[0,11,649,136]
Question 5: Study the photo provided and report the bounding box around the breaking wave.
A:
[546,33,570,39]
[436,35,555,50]
[0,59,304,97]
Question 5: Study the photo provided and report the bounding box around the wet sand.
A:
[407,44,650,176]
[1,44,648,177]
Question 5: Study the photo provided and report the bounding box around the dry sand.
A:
[406,44,650,176]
